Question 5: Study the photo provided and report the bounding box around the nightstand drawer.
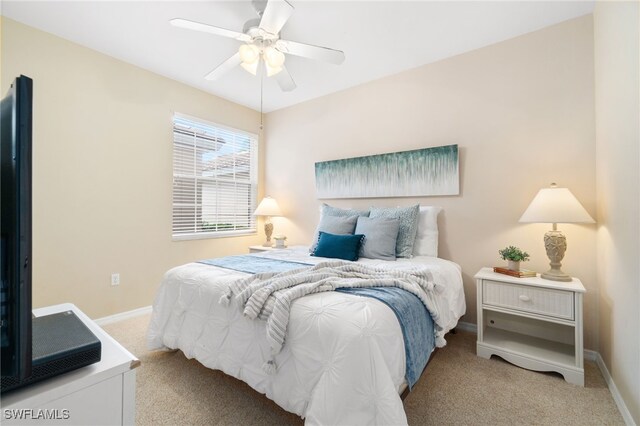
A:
[483,280,574,320]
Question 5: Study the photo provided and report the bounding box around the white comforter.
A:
[147,247,465,425]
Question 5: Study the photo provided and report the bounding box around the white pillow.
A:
[412,206,442,257]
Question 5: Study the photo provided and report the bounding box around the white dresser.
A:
[475,268,586,386]
[2,303,139,425]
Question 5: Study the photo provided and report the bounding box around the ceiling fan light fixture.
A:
[265,63,283,77]
[241,60,260,76]
[263,46,285,68]
[239,43,260,64]
[172,0,344,93]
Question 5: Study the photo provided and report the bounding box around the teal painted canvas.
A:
[315,145,459,198]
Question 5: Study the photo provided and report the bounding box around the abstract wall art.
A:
[315,144,459,199]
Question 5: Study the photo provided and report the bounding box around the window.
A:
[172,113,258,240]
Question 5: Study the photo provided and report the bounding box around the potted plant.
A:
[498,246,530,271]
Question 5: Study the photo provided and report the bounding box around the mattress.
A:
[147,246,465,425]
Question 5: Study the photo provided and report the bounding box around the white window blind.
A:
[172,113,258,240]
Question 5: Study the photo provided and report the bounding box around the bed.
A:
[147,245,465,425]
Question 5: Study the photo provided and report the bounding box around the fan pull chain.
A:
[260,71,264,131]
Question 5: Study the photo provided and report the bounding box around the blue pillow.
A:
[322,203,370,218]
[370,205,420,258]
[355,216,400,261]
[309,215,358,253]
[312,232,365,261]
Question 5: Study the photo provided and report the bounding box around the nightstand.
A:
[249,245,275,253]
[475,267,586,386]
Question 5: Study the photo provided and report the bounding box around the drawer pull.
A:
[519,295,531,302]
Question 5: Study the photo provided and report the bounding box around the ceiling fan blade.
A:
[170,18,251,42]
[276,39,345,65]
[259,0,294,35]
[275,65,296,92]
[205,52,242,81]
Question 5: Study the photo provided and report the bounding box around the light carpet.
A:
[102,314,624,425]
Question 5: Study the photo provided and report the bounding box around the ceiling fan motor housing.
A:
[251,0,268,17]
[242,18,261,36]
[243,19,280,42]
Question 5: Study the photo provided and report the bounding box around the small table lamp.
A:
[253,196,282,247]
[519,183,595,282]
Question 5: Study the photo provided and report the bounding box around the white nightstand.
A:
[475,267,586,386]
[249,245,275,253]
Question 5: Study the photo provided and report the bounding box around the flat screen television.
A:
[1,76,101,395]
[0,75,33,384]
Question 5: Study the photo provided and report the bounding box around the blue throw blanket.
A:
[200,255,433,390]
[199,255,312,274]
[337,287,434,390]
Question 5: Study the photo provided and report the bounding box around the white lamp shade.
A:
[519,186,595,224]
[263,46,285,68]
[239,44,260,64]
[253,196,282,217]
[241,60,259,76]
[265,63,283,77]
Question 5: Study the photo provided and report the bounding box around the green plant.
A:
[498,246,530,262]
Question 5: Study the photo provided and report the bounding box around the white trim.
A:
[94,306,152,326]
[593,352,637,426]
[457,322,635,425]
[584,349,598,362]
[174,112,258,139]
[173,230,257,241]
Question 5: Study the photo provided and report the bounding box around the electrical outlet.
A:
[111,273,120,286]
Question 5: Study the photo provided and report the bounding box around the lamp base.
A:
[263,221,274,247]
[541,269,572,282]
[541,228,572,282]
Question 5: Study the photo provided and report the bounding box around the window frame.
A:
[171,112,259,241]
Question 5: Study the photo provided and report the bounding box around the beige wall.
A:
[264,16,599,349]
[1,18,264,318]
[594,1,640,423]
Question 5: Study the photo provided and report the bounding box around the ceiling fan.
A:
[170,0,346,92]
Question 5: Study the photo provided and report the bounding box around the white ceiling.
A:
[2,1,594,112]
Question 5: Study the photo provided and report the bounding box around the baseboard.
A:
[584,349,597,362]
[456,322,634,425]
[94,305,152,326]
[592,352,637,426]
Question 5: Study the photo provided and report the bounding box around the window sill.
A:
[172,230,257,241]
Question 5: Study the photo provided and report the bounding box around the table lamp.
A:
[519,183,595,282]
[253,196,282,247]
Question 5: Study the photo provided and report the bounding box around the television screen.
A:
[0,75,33,382]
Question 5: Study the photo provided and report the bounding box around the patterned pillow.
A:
[369,205,420,258]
